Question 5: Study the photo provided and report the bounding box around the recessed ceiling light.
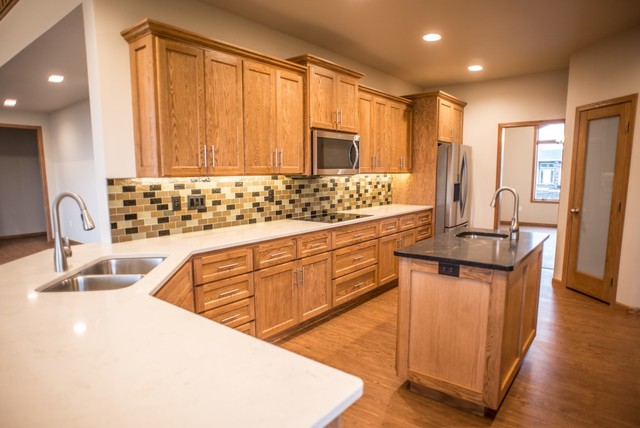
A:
[4,99,17,107]
[468,65,484,72]
[48,75,64,83]
[422,33,442,42]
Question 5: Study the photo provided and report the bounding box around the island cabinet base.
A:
[395,243,543,413]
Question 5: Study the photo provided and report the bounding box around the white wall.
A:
[0,128,46,236]
[501,126,559,225]
[556,26,640,308]
[48,99,100,243]
[436,70,569,229]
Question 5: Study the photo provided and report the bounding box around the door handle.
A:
[570,208,580,214]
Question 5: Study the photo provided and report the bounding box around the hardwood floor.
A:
[280,268,640,427]
[0,234,53,265]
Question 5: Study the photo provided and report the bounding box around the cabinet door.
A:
[378,233,399,285]
[372,97,390,172]
[255,262,298,339]
[156,39,206,176]
[336,74,359,133]
[437,98,454,143]
[298,253,332,321]
[204,50,244,175]
[308,65,337,130]
[154,262,194,312]
[357,91,374,173]
[276,69,305,175]
[389,102,412,172]
[452,103,464,144]
[243,61,276,174]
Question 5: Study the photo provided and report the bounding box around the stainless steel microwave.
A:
[312,129,360,175]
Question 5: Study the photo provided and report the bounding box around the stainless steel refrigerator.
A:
[435,143,472,234]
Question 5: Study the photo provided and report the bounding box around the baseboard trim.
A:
[0,232,47,241]
[551,278,563,288]
[613,301,640,315]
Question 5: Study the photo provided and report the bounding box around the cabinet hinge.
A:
[627,122,631,133]
[610,277,614,287]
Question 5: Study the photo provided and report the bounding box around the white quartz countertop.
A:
[0,204,430,427]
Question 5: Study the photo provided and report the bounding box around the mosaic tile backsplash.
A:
[108,175,393,243]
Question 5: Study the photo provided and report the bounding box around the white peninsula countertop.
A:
[0,204,430,427]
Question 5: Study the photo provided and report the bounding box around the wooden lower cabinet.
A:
[201,297,255,329]
[255,253,333,339]
[333,265,378,306]
[255,262,298,339]
[378,230,415,286]
[396,243,544,412]
[153,262,195,312]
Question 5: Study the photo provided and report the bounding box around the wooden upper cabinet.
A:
[204,50,244,175]
[243,61,277,175]
[244,61,305,175]
[275,69,305,175]
[358,86,413,173]
[121,19,307,177]
[289,54,363,133]
[437,96,465,144]
[156,38,207,177]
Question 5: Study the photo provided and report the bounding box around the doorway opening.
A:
[0,124,51,241]
[494,119,565,230]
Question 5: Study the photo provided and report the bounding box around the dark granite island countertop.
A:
[394,227,548,271]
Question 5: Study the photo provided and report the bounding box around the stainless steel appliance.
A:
[435,143,472,234]
[312,129,360,175]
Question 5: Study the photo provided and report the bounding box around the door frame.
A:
[0,123,51,240]
[494,119,564,229]
[561,94,637,304]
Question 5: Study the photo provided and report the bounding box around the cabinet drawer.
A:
[332,240,378,278]
[254,238,297,270]
[200,297,255,329]
[297,231,332,258]
[333,265,378,306]
[399,214,418,231]
[235,321,256,337]
[193,247,253,285]
[415,225,432,241]
[194,273,254,313]
[417,210,432,226]
[378,217,399,236]
[332,222,378,249]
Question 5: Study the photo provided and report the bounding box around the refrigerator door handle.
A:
[459,151,469,217]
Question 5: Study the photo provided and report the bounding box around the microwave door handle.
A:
[350,139,360,167]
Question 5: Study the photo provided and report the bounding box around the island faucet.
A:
[52,192,95,272]
[490,186,519,240]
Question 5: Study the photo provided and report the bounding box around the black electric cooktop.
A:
[293,212,371,223]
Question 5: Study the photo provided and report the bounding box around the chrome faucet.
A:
[52,192,95,272]
[490,186,519,240]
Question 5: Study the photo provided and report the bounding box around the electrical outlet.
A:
[267,189,275,203]
[171,196,181,211]
[187,195,206,210]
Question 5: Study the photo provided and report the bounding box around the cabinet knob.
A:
[570,208,580,214]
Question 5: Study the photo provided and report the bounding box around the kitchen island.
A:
[394,228,548,415]
[0,204,428,428]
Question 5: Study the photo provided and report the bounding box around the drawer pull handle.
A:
[309,242,325,248]
[220,313,241,324]
[270,251,289,258]
[384,225,395,230]
[218,288,240,298]
[353,233,364,239]
[353,255,364,261]
[218,262,239,271]
[353,282,364,289]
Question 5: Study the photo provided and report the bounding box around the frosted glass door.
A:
[575,116,619,279]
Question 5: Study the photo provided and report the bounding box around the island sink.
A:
[456,231,509,240]
[41,256,166,292]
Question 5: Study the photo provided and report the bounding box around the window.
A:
[532,123,564,202]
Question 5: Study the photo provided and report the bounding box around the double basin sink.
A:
[42,257,166,292]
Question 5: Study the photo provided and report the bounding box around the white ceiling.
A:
[0,6,87,114]
[1,1,640,114]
